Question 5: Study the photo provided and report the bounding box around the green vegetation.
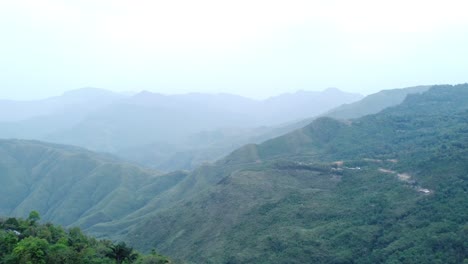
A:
[0,140,187,234]
[0,212,170,264]
[1,85,467,263]
[0,88,361,172]
[324,85,430,120]
[124,85,468,263]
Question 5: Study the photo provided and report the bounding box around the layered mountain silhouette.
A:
[0,88,125,139]
[1,84,466,263]
[118,85,468,263]
[0,88,362,171]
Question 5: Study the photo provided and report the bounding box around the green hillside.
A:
[324,85,431,120]
[1,85,467,263]
[123,84,468,263]
[0,140,187,231]
[0,212,170,264]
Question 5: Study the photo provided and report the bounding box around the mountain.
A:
[139,85,428,171]
[0,85,433,173]
[0,87,124,123]
[114,124,309,172]
[0,88,125,139]
[324,85,431,120]
[119,84,468,263]
[262,87,362,124]
[41,88,362,170]
[0,85,435,172]
[0,85,466,263]
[0,139,186,230]
[252,85,433,158]
[44,93,258,152]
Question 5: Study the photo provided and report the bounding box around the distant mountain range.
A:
[0,87,362,171]
[0,87,124,123]
[1,84,466,263]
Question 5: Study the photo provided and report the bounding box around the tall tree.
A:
[27,211,40,225]
[107,242,138,264]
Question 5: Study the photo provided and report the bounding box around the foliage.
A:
[125,85,468,263]
[0,139,186,234]
[1,85,468,263]
[27,211,40,225]
[0,213,170,264]
[106,242,138,264]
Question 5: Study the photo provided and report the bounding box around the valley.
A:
[1,85,467,263]
[0,88,362,172]
[2,2,467,262]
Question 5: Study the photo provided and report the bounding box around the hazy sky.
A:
[1,0,468,100]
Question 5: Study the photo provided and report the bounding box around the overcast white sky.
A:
[1,0,468,100]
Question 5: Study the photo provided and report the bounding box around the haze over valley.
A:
[1,1,467,263]
[2,84,467,263]
[0,87,363,171]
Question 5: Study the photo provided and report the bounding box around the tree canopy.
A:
[0,212,170,264]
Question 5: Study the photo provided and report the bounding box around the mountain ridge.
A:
[1,87,363,171]
[120,84,468,263]
[1,84,467,263]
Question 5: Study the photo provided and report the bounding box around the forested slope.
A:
[1,85,467,263]
[123,85,468,263]
[0,140,187,230]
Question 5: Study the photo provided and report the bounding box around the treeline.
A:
[0,211,169,264]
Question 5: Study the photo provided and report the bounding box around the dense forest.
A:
[0,211,170,264]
